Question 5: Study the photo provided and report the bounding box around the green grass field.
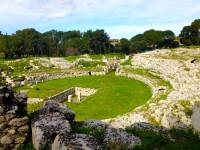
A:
[17,72,151,120]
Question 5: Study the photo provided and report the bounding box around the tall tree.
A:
[16,28,41,56]
[80,33,90,54]
[162,30,175,47]
[129,41,147,53]
[190,19,200,45]
[143,29,163,48]
[130,34,144,43]
[120,38,130,54]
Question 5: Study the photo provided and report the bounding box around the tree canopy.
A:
[0,28,110,58]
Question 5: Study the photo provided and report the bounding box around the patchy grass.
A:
[126,127,200,150]
[16,72,151,120]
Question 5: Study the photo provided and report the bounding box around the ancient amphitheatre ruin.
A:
[1,47,200,149]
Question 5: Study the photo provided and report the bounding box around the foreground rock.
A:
[31,100,75,150]
[52,133,102,150]
[101,128,141,149]
[0,86,29,150]
[31,100,142,149]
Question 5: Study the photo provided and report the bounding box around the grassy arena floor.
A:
[18,72,152,120]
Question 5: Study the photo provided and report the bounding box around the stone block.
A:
[0,123,7,131]
[0,135,13,145]
[17,125,29,132]
[8,129,16,134]
[14,136,26,144]
[77,92,81,102]
[0,116,5,123]
[68,95,72,102]
[0,106,3,114]
[5,114,16,121]
[8,116,29,127]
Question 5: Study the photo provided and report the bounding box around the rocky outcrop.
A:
[31,100,142,150]
[31,100,75,150]
[101,128,141,149]
[0,86,29,150]
[82,119,107,130]
[52,133,102,150]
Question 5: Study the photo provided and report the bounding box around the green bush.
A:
[169,41,179,48]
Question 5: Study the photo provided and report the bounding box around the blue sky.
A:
[0,0,200,39]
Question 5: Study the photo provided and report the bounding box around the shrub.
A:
[170,41,179,48]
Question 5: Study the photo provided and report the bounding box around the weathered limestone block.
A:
[40,100,75,122]
[0,123,7,131]
[32,100,75,150]
[14,136,26,144]
[8,116,29,127]
[0,135,13,145]
[17,125,29,132]
[83,119,107,130]
[8,128,16,134]
[32,112,72,150]
[191,104,200,132]
[68,95,72,102]
[52,133,102,150]
[77,92,81,102]
[101,128,141,149]
[0,116,4,123]
[0,106,3,114]
[5,114,16,121]
[14,144,21,149]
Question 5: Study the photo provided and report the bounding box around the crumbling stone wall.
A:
[49,87,75,103]
[49,87,98,103]
[0,86,29,149]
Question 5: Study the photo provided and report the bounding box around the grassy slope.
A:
[18,72,151,120]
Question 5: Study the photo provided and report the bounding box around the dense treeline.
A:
[0,19,200,58]
[116,29,177,54]
[0,29,110,58]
